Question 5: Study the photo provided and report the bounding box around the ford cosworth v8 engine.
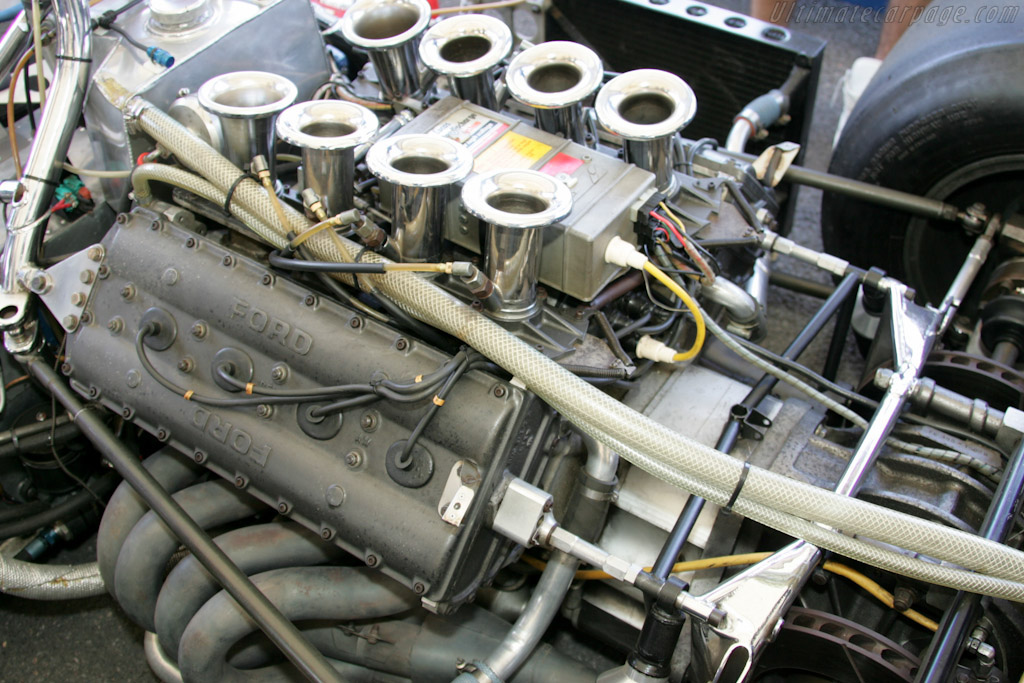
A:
[2,0,1024,682]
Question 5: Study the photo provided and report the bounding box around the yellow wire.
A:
[6,48,33,178]
[384,262,450,273]
[642,260,706,361]
[824,561,938,632]
[289,216,342,249]
[260,176,292,236]
[658,202,686,234]
[431,0,526,15]
[523,553,937,632]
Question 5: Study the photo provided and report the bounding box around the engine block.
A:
[64,208,552,614]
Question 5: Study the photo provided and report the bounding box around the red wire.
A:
[51,200,70,212]
[649,211,687,246]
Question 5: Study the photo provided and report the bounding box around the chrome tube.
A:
[197,71,297,182]
[340,0,431,101]
[0,11,30,84]
[276,101,378,216]
[367,134,473,262]
[0,0,91,342]
[462,170,572,320]
[505,41,603,145]
[595,69,697,195]
[419,14,512,111]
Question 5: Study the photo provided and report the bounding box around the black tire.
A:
[822,1,1024,305]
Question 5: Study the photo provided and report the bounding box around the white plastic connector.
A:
[604,235,649,270]
[636,335,678,363]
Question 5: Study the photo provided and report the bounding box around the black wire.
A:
[49,394,105,506]
[22,54,35,133]
[682,137,718,175]
[103,23,147,52]
[397,352,470,466]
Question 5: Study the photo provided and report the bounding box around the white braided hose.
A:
[130,99,1024,600]
[0,539,106,600]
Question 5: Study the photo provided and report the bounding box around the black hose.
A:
[0,421,80,458]
[0,500,48,524]
[23,355,343,683]
[558,364,628,379]
[268,250,386,274]
[0,470,119,540]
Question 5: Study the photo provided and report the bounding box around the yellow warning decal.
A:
[473,131,552,174]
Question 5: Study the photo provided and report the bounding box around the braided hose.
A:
[0,539,106,600]
[129,99,1024,601]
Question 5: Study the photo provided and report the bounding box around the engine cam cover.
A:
[65,208,552,614]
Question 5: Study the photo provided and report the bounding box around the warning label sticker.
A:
[539,152,584,177]
[429,108,509,155]
[473,131,552,174]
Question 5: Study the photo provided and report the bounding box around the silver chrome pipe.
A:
[276,101,378,216]
[461,170,572,320]
[419,14,512,111]
[340,0,431,101]
[0,11,30,85]
[595,69,697,195]
[366,134,473,262]
[505,41,603,145]
[0,0,91,342]
[198,71,297,182]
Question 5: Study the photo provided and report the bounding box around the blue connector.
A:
[146,46,175,69]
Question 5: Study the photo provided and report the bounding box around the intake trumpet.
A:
[276,101,379,216]
[419,14,512,111]
[367,134,473,263]
[340,0,431,101]
[197,71,298,183]
[595,69,697,196]
[505,41,603,145]
[462,170,573,321]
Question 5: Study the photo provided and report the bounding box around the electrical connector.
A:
[146,46,175,68]
[636,335,678,364]
[605,235,649,270]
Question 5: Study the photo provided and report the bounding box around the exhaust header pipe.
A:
[595,69,697,196]
[505,41,603,146]
[276,100,379,216]
[198,71,297,182]
[419,14,512,111]
[367,134,473,263]
[340,0,431,101]
[462,170,572,320]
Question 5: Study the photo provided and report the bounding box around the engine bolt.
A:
[177,358,194,373]
[121,406,133,419]
[88,386,99,398]
[256,404,273,419]
[62,315,78,329]
[222,255,233,267]
[79,270,94,285]
[80,311,92,325]
[349,316,362,329]
[27,272,50,293]
[360,413,377,431]
[344,450,362,468]
[234,476,246,488]
[126,369,141,388]
[115,213,128,224]
[107,317,123,335]
[120,284,135,299]
[325,484,346,507]
[321,527,334,540]
[414,582,425,595]
[70,292,86,307]
[365,554,378,567]
[395,338,408,351]
[60,361,72,375]
[190,321,207,339]
[162,268,179,286]
[270,365,288,383]
[149,220,160,231]
[97,265,109,279]
[193,450,206,463]
[185,237,196,248]
[277,501,290,514]
[893,586,917,612]
[493,385,506,398]
[304,294,317,307]
[260,274,273,286]
[156,429,168,441]
[86,246,103,262]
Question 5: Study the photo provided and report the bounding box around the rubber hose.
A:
[0,538,105,599]
[154,522,340,659]
[113,479,264,632]
[0,470,118,540]
[177,566,417,683]
[0,500,47,525]
[129,97,1024,600]
[97,449,201,594]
